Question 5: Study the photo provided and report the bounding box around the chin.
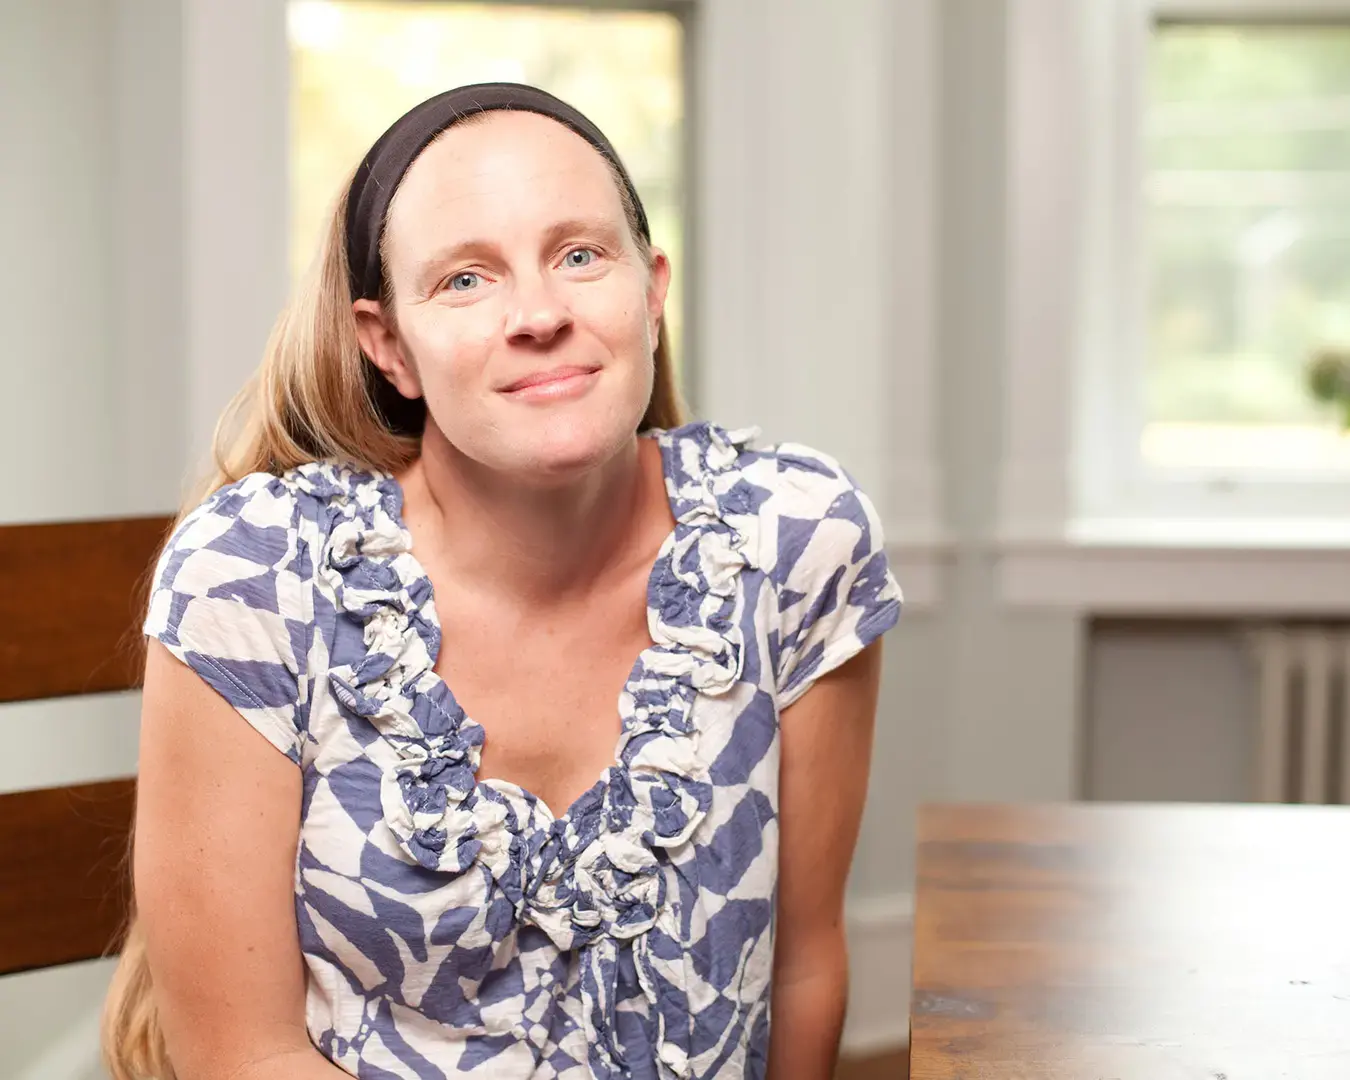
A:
[497,403,641,482]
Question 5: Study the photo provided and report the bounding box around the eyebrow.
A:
[411,216,628,291]
[540,216,627,252]
[411,238,495,293]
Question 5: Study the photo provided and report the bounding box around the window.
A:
[1145,19,1350,473]
[1058,0,1350,529]
[287,1,687,378]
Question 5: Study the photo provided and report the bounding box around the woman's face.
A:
[357,110,670,482]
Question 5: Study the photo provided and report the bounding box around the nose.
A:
[504,273,572,346]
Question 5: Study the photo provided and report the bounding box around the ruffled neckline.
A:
[297,420,762,1078]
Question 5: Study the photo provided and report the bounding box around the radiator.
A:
[1249,627,1350,805]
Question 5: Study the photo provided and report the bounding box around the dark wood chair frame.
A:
[0,515,170,976]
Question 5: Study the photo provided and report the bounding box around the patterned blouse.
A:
[145,421,902,1080]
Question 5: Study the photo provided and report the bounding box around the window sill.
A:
[999,519,1350,614]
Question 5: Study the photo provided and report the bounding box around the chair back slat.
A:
[0,516,171,702]
[0,778,136,975]
[0,516,167,973]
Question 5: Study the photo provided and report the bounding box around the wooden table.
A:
[910,803,1350,1079]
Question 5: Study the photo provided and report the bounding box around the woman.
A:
[103,84,901,1080]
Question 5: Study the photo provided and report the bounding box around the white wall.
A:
[114,0,190,509]
[1,960,119,1080]
[0,2,180,1075]
[0,0,187,525]
[2,0,119,525]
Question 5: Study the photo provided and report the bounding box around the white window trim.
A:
[1088,0,1350,524]
[1157,0,1350,17]
[1000,0,1350,613]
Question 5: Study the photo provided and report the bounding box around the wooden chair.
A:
[0,515,170,976]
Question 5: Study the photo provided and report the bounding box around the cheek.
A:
[402,310,496,389]
[578,281,656,352]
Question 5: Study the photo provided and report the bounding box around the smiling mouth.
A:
[500,366,601,394]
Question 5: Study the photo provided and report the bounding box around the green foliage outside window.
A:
[1148,24,1350,435]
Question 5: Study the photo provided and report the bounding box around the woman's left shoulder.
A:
[665,419,891,576]
[746,436,870,513]
[705,423,903,704]
[657,420,901,703]
[679,421,881,529]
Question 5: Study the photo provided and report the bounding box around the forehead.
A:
[385,110,626,251]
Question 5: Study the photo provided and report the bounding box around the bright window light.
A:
[1144,22,1350,472]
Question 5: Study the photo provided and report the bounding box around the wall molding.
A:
[1154,0,1350,16]
[885,536,951,613]
[996,0,1085,541]
[1000,536,1350,614]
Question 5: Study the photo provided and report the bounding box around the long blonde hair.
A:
[101,142,684,1080]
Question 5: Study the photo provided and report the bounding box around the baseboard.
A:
[841,891,914,1054]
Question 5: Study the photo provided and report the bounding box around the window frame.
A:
[998,0,1350,612]
[1075,0,1350,528]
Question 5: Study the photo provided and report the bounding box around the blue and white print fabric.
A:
[145,421,902,1080]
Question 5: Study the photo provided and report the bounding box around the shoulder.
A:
[661,418,863,497]
[661,420,881,544]
[659,419,893,596]
[749,438,887,594]
[659,420,859,508]
[747,437,870,521]
[160,469,301,577]
[152,461,389,602]
[659,423,901,703]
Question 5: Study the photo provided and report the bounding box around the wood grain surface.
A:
[0,778,136,975]
[911,802,1350,1079]
[0,515,171,702]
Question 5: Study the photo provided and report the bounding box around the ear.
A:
[353,298,422,399]
[644,248,672,347]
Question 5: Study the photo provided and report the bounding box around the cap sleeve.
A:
[768,444,902,710]
[143,473,313,763]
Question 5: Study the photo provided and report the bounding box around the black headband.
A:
[344,82,651,302]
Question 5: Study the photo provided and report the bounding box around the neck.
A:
[403,426,664,607]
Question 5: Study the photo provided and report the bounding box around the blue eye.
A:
[449,272,481,291]
[564,248,595,268]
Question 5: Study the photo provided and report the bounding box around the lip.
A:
[499,365,601,396]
